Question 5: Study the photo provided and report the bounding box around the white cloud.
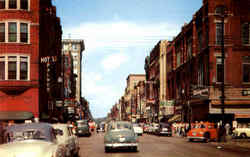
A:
[63,21,179,51]
[101,52,129,71]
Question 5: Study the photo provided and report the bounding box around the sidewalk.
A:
[210,136,250,149]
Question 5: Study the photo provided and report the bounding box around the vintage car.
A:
[155,123,172,136]
[0,122,66,157]
[187,122,218,142]
[132,123,143,136]
[104,121,139,152]
[75,120,91,137]
[53,123,80,157]
[232,123,250,138]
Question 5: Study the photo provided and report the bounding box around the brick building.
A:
[0,0,62,121]
[167,0,250,124]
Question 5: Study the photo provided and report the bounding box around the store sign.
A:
[192,88,208,97]
[40,56,57,63]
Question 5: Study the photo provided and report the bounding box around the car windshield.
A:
[4,129,48,143]
[108,122,132,131]
[77,120,88,127]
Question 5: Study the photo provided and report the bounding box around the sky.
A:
[52,0,202,118]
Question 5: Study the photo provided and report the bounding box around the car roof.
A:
[6,122,52,131]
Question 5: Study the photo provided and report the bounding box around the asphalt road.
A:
[78,132,250,157]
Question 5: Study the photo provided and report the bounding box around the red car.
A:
[187,122,218,142]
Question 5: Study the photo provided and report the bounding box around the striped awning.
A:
[168,114,181,123]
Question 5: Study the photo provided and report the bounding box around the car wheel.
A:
[240,133,247,139]
[203,132,210,143]
[188,138,193,142]
[105,147,110,153]
[132,146,138,152]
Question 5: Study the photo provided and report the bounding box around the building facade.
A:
[0,0,62,121]
[167,0,250,124]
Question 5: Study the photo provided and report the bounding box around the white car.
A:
[53,123,80,157]
[133,123,143,136]
[0,123,66,157]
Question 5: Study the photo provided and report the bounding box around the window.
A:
[0,23,5,42]
[216,57,223,82]
[215,6,225,15]
[187,37,192,60]
[0,0,5,9]
[0,55,29,81]
[243,57,250,83]
[197,29,202,51]
[20,23,28,42]
[8,22,17,42]
[8,56,17,80]
[1,22,29,43]
[216,23,223,45]
[9,0,16,9]
[20,0,28,9]
[20,56,28,80]
[242,23,250,45]
[0,57,5,80]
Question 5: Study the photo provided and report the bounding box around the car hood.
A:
[0,140,56,157]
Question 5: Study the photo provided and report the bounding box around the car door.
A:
[67,126,77,153]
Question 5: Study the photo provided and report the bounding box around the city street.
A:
[78,133,250,157]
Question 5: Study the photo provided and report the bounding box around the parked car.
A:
[156,123,172,136]
[132,123,143,136]
[187,122,218,142]
[104,121,139,152]
[152,123,160,135]
[0,123,66,157]
[97,122,106,133]
[75,120,91,137]
[232,123,250,139]
[53,123,80,157]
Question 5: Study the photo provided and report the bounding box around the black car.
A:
[156,123,172,136]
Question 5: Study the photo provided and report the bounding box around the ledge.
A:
[0,80,38,95]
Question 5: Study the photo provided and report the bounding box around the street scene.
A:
[79,132,250,157]
[0,0,250,156]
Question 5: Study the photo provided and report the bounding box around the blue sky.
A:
[53,0,202,118]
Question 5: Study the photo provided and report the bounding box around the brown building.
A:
[166,0,250,124]
[0,0,62,122]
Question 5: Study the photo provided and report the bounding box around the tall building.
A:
[0,0,62,121]
[62,39,85,117]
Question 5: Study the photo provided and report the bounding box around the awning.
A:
[0,111,34,120]
[168,114,181,123]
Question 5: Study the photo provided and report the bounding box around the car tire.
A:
[240,133,247,139]
[188,138,193,142]
[132,146,138,152]
[203,132,210,143]
[105,147,110,153]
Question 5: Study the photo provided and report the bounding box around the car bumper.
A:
[159,131,172,135]
[105,143,138,148]
[187,136,205,140]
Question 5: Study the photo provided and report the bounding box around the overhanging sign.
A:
[41,56,57,63]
